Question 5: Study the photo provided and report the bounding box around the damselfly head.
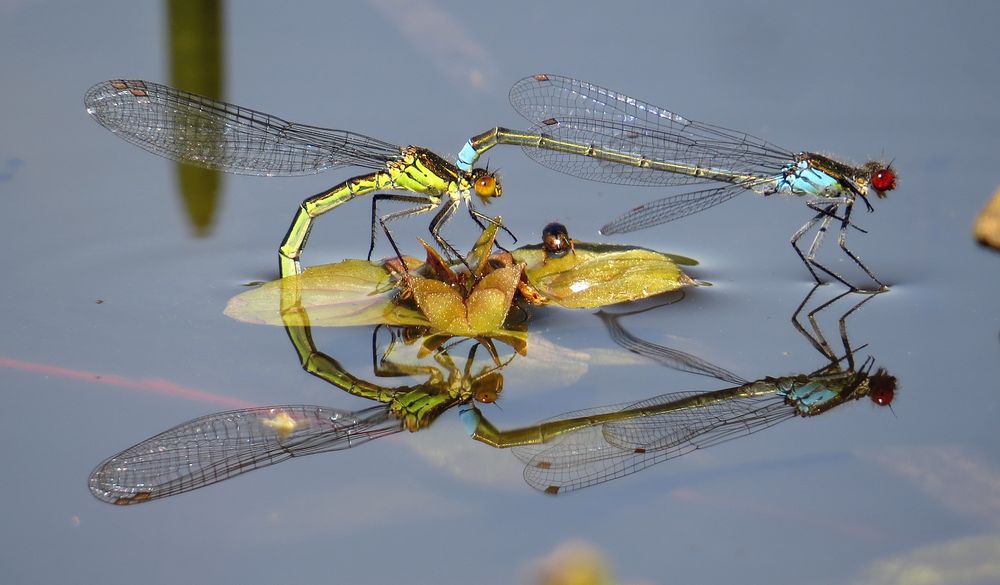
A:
[867,367,897,406]
[473,371,504,404]
[863,161,897,197]
[471,168,502,202]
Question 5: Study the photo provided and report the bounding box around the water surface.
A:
[1,2,999,584]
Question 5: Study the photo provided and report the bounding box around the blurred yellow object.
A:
[974,187,1000,250]
[531,541,615,585]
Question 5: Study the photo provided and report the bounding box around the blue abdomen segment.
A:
[457,141,478,171]
[774,161,841,196]
[780,381,839,414]
[459,406,482,435]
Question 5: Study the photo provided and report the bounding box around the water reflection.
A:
[92,325,508,505]
[465,287,896,494]
[89,285,894,504]
[167,0,224,235]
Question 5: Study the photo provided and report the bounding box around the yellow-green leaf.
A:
[514,243,696,309]
[410,278,470,334]
[408,263,522,336]
[224,260,428,327]
[467,264,522,332]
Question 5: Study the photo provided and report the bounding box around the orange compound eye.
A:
[473,372,503,403]
[474,175,498,198]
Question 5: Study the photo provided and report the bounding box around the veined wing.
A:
[89,404,400,504]
[600,391,791,453]
[512,391,793,494]
[509,74,793,187]
[599,184,748,234]
[509,400,634,493]
[85,80,403,176]
[597,311,748,386]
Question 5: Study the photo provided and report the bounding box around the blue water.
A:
[2,2,999,584]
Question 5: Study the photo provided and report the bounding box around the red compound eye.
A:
[871,168,896,192]
[868,369,897,407]
[871,386,895,406]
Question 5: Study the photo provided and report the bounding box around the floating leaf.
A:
[513,243,696,309]
[224,259,428,327]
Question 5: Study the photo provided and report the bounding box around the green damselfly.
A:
[85,80,505,277]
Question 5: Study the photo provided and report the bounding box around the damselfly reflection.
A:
[89,325,511,505]
[89,286,892,502]
[462,287,896,494]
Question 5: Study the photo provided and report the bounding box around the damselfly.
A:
[456,74,897,291]
[463,287,896,493]
[84,80,505,277]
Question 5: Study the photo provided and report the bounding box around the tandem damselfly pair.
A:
[89,286,893,502]
[86,76,896,290]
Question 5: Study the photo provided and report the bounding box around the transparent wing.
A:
[597,311,748,386]
[512,390,793,494]
[601,391,792,452]
[85,80,404,176]
[509,74,793,187]
[89,404,401,504]
[599,184,746,234]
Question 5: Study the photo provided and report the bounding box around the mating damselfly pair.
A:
[85,74,896,289]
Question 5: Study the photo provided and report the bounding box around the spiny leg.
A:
[803,211,855,288]
[790,207,826,284]
[834,290,876,370]
[792,284,880,371]
[368,193,434,261]
[468,204,518,253]
[377,199,440,268]
[793,201,856,289]
[836,204,888,292]
[806,288,853,366]
[372,331,445,382]
[279,171,393,277]
[370,325,443,384]
[797,200,874,291]
[428,198,472,271]
[791,285,834,361]
[803,202,870,235]
[805,209,835,268]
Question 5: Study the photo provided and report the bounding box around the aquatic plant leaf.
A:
[224,260,428,327]
[409,263,522,336]
[466,221,500,276]
[417,238,460,284]
[409,279,469,333]
[467,264,523,331]
[514,244,695,309]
